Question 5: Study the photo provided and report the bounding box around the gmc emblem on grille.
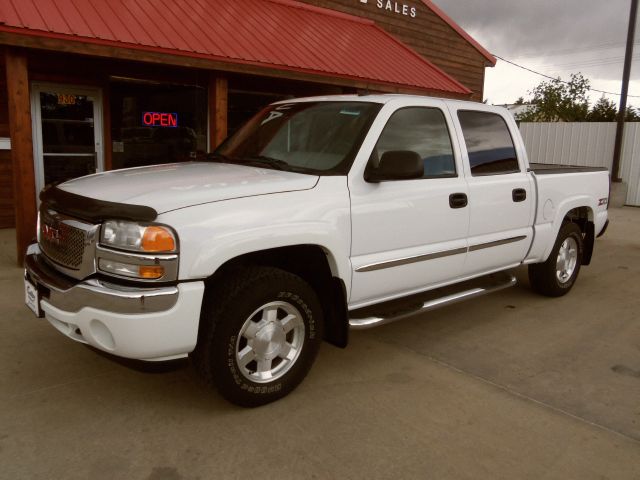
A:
[42,224,63,245]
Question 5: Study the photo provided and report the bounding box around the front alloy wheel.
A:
[236,301,306,383]
[191,266,323,407]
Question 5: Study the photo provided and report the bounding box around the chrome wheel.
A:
[235,301,305,383]
[556,237,578,284]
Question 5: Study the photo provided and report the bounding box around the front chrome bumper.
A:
[24,243,205,361]
[25,244,179,315]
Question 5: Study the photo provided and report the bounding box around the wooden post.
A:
[209,73,228,151]
[5,48,36,265]
[103,80,113,171]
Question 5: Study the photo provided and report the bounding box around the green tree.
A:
[587,97,618,121]
[516,73,590,122]
[626,106,640,121]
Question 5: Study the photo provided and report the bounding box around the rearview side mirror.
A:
[365,150,423,183]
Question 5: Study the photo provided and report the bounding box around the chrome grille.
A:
[38,208,94,276]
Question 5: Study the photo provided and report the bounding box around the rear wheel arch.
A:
[529,221,584,297]
[561,206,595,265]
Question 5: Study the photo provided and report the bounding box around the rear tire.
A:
[191,266,323,407]
[528,222,583,297]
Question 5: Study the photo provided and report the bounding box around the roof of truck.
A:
[274,94,505,111]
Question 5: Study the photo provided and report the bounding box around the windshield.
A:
[212,101,381,175]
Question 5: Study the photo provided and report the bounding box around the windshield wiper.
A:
[244,155,291,171]
[207,153,310,174]
[206,153,235,163]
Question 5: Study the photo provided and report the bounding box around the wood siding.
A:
[0,55,14,229]
[299,0,489,100]
[0,150,13,228]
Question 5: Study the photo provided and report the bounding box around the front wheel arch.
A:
[202,245,349,348]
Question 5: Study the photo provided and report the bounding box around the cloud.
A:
[434,0,627,59]
[431,0,640,105]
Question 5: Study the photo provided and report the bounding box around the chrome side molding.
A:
[349,273,517,330]
[355,236,527,273]
[469,235,527,252]
[356,246,467,273]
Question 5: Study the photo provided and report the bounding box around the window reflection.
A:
[373,107,456,178]
[458,111,519,176]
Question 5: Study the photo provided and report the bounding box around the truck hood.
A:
[58,162,320,213]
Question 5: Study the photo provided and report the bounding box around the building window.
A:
[110,80,207,170]
[457,111,519,176]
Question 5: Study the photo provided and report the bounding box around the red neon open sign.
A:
[142,112,178,128]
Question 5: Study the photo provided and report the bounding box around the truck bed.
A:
[530,163,609,175]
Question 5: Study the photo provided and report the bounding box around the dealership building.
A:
[0,0,495,260]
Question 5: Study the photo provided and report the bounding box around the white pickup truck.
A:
[24,95,610,406]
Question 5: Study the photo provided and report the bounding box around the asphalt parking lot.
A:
[1,207,639,480]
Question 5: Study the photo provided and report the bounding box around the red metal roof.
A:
[0,0,471,95]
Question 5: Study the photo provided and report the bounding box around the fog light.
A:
[99,259,165,280]
[139,265,165,279]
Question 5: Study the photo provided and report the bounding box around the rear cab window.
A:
[457,111,520,176]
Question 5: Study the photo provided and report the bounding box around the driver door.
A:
[348,102,470,308]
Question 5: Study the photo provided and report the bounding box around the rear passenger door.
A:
[451,108,535,276]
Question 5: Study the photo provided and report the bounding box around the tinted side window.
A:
[374,107,456,178]
[457,111,519,176]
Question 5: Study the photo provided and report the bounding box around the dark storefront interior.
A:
[109,79,293,169]
[39,92,97,186]
[110,79,208,170]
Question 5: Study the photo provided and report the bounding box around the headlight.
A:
[100,220,177,253]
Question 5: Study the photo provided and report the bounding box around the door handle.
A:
[449,193,468,209]
[512,188,527,202]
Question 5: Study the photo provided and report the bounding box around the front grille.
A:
[39,209,89,270]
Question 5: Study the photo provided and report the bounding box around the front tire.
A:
[528,222,583,297]
[191,266,323,407]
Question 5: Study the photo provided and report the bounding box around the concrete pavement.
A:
[1,208,639,479]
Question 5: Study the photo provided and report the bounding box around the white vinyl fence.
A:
[519,122,640,206]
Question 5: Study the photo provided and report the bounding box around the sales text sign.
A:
[359,0,417,18]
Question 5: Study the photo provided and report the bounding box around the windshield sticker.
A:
[340,109,362,116]
[261,104,294,125]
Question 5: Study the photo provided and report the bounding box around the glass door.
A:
[31,84,104,195]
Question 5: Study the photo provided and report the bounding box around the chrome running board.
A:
[349,272,517,330]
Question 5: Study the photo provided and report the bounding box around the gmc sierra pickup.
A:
[24,95,610,406]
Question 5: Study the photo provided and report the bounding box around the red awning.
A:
[0,0,471,96]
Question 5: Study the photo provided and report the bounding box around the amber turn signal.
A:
[138,265,165,279]
[142,226,176,252]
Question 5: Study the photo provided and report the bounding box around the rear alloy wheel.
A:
[555,236,579,284]
[192,267,323,407]
[528,222,583,297]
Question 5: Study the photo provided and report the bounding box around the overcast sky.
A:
[433,0,640,109]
